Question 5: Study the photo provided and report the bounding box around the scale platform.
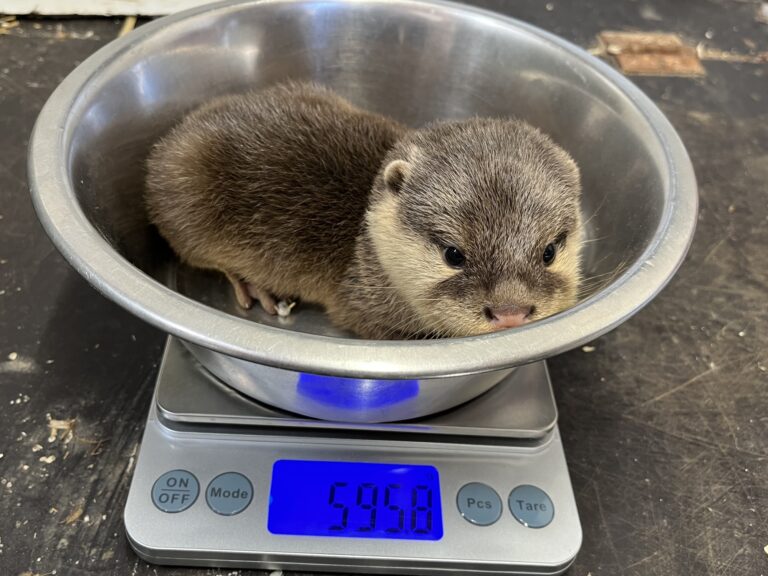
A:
[125,338,582,574]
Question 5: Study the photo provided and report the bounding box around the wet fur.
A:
[145,82,582,339]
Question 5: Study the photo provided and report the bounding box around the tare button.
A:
[456,482,502,526]
[508,485,554,528]
[206,472,253,516]
[152,470,199,513]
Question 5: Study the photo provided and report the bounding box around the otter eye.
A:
[542,243,556,266]
[443,246,466,268]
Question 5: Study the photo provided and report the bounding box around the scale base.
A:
[125,338,582,575]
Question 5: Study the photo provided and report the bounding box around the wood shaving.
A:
[39,455,56,464]
[596,31,705,76]
[118,15,137,37]
[759,3,768,24]
[53,23,95,40]
[64,504,84,525]
[0,16,19,35]
[639,4,662,21]
[697,46,768,64]
[47,417,76,443]
[582,345,597,353]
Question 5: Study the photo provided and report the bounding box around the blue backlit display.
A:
[268,460,443,540]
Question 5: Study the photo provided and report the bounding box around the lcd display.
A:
[268,460,443,540]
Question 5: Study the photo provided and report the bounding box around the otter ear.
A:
[383,160,411,194]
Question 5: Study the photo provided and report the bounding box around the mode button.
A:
[206,472,254,516]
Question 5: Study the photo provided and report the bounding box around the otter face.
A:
[366,118,583,338]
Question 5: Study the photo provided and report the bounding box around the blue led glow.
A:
[297,374,419,409]
[268,460,443,540]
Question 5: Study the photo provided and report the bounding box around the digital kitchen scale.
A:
[125,338,582,574]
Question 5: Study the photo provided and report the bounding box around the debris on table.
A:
[697,45,768,64]
[117,15,136,37]
[46,416,76,444]
[639,4,663,22]
[1,352,40,375]
[64,503,84,525]
[758,3,768,24]
[0,15,19,35]
[596,31,705,76]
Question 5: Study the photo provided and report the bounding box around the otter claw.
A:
[225,274,293,317]
[276,300,297,318]
[226,273,253,309]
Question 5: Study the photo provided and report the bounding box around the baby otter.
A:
[145,82,583,339]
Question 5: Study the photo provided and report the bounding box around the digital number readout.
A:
[268,460,443,540]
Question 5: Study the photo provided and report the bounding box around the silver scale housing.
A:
[124,339,582,575]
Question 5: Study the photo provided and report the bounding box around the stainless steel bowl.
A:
[28,0,697,422]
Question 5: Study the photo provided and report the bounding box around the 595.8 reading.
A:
[327,482,434,535]
[268,460,443,540]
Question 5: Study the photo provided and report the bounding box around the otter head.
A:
[366,118,583,338]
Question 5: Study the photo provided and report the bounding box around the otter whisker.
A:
[578,234,609,246]
[580,191,610,229]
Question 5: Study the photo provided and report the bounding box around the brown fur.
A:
[145,82,583,339]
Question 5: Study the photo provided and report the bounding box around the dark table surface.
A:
[1,1,766,575]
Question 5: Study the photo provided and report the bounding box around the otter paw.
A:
[246,284,279,315]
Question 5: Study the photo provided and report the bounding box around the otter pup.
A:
[145,82,583,339]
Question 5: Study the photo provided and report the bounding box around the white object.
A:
[0,0,205,15]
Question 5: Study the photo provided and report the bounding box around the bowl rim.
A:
[28,0,698,379]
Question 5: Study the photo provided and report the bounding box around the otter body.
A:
[146,83,404,315]
[146,82,583,339]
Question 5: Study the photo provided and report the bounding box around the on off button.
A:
[151,470,199,513]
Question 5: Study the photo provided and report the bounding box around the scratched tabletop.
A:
[0,1,766,575]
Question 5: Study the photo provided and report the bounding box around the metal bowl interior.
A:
[29,0,697,381]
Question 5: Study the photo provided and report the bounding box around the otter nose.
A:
[485,305,534,328]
